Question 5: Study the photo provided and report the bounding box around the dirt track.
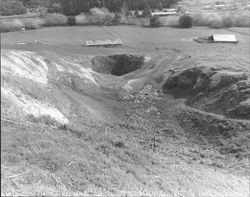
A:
[1,26,249,196]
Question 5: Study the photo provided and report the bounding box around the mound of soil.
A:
[163,66,249,119]
[91,54,144,76]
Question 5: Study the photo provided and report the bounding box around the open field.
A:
[1,25,250,196]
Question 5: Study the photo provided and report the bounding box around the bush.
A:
[142,4,151,17]
[113,13,121,25]
[159,16,179,27]
[150,15,161,27]
[178,14,193,28]
[43,13,67,26]
[210,19,223,28]
[222,15,235,27]
[0,0,26,16]
[22,18,44,29]
[76,12,116,26]
[67,16,76,25]
[193,13,249,28]
[210,14,224,28]
[88,7,115,25]
[75,14,88,25]
[234,14,250,27]
[25,0,49,8]
[0,17,45,32]
[0,19,24,32]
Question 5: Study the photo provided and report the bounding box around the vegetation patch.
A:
[43,13,67,26]
[178,14,193,28]
[193,12,250,28]
[0,0,26,16]
[150,15,162,27]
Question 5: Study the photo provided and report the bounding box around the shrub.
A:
[25,0,49,8]
[22,18,44,29]
[0,0,26,16]
[43,13,67,26]
[119,14,134,25]
[159,16,179,27]
[89,7,115,25]
[135,9,140,17]
[75,14,88,25]
[150,15,161,27]
[210,15,223,28]
[138,18,150,26]
[113,13,121,25]
[234,14,250,27]
[0,18,45,32]
[222,15,235,27]
[47,6,62,14]
[142,4,151,17]
[75,8,115,25]
[178,14,193,28]
[26,6,48,16]
[193,13,214,26]
[215,1,225,5]
[67,16,76,25]
[210,20,223,28]
[0,19,24,32]
[193,13,249,28]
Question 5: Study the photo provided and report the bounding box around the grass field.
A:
[1,25,250,196]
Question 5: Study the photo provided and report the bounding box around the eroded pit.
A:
[91,54,145,76]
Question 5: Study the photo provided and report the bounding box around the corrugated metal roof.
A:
[212,34,238,43]
[86,39,122,47]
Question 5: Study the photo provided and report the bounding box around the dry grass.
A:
[1,121,157,195]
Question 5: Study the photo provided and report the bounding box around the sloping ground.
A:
[1,48,250,196]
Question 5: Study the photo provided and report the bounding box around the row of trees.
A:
[1,0,181,16]
[60,0,181,15]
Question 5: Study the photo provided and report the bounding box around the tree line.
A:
[1,0,181,16]
[22,0,181,15]
[59,0,181,15]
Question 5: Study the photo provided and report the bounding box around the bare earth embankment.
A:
[1,26,249,196]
